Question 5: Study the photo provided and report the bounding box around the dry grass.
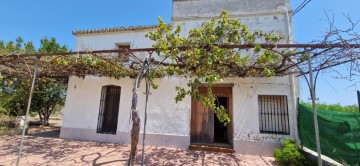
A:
[0,115,62,137]
[0,115,16,136]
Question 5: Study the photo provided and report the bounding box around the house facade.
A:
[60,0,298,156]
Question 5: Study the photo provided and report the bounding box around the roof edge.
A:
[72,25,160,35]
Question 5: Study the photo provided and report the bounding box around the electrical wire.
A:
[293,0,312,16]
[293,0,308,13]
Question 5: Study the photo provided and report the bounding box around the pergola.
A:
[1,43,360,166]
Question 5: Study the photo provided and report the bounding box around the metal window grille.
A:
[258,95,290,135]
[97,85,121,134]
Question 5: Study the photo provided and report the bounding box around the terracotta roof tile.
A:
[72,25,159,35]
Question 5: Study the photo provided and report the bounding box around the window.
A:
[117,44,130,62]
[258,95,290,135]
[97,85,121,134]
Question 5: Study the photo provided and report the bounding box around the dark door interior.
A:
[214,97,228,144]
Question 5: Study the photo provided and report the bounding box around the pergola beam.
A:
[1,43,359,58]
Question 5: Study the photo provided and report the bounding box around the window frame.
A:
[97,85,121,134]
[258,95,290,135]
[117,44,130,62]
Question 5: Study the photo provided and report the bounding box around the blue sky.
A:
[291,0,360,106]
[1,0,359,105]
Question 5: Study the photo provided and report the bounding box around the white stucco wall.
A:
[175,13,290,44]
[76,30,155,50]
[172,0,290,20]
[228,77,296,142]
[61,0,297,155]
[62,76,191,135]
[61,76,296,144]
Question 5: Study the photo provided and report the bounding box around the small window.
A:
[97,85,121,134]
[117,44,130,62]
[258,95,290,135]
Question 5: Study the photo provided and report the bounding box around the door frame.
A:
[190,83,234,147]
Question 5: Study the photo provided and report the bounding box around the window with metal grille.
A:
[97,85,121,134]
[258,95,290,135]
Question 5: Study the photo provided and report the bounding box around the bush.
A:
[341,159,360,166]
[274,139,306,166]
[0,106,5,114]
[300,101,358,112]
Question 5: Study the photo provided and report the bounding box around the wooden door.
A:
[190,98,214,143]
[190,86,233,145]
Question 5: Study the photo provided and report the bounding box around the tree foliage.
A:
[0,37,67,125]
[31,78,66,125]
[146,11,285,124]
[301,101,358,112]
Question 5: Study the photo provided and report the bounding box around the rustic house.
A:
[60,0,298,156]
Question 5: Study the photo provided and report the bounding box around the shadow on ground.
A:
[0,136,275,166]
[26,117,61,138]
[28,129,60,138]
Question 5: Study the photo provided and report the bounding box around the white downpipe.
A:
[284,8,300,144]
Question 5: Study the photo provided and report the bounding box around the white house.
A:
[60,0,298,156]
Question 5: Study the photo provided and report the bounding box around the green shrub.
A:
[341,159,360,166]
[274,139,306,166]
[300,101,358,112]
[0,106,5,114]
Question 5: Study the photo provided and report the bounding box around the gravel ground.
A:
[0,136,276,166]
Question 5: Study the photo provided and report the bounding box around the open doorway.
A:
[214,97,228,144]
[190,86,233,148]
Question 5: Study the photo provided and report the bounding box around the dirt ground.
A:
[0,117,276,166]
[0,136,276,166]
[26,116,62,138]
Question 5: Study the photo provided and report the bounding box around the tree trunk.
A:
[44,105,50,126]
[128,93,140,165]
[43,112,51,126]
[38,112,43,123]
[44,108,51,126]
[43,116,49,126]
[128,58,149,166]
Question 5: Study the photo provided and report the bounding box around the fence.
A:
[298,104,360,165]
